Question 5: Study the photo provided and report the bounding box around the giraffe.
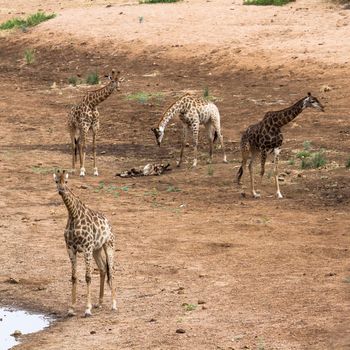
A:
[151,93,228,167]
[53,170,116,317]
[68,70,123,177]
[236,92,324,199]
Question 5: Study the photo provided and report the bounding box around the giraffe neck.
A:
[269,98,306,128]
[158,97,186,131]
[60,189,86,219]
[83,81,117,108]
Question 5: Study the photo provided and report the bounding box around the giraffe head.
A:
[53,170,69,195]
[104,69,124,91]
[303,92,324,112]
[151,127,164,147]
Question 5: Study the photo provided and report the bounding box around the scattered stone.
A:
[198,300,206,305]
[285,170,291,175]
[202,305,208,310]
[325,272,336,277]
[80,185,88,189]
[90,330,96,335]
[176,328,186,334]
[11,330,22,337]
[6,277,20,284]
[106,4,112,7]
[148,318,157,322]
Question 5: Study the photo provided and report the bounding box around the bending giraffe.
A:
[151,93,228,167]
[68,70,123,177]
[236,92,324,199]
[53,170,117,317]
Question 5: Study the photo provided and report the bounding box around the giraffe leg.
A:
[177,125,188,167]
[103,243,117,311]
[191,122,199,167]
[67,248,77,316]
[70,129,77,173]
[79,132,87,177]
[84,250,93,316]
[92,131,99,176]
[260,150,267,185]
[273,147,283,199]
[249,152,260,198]
[212,119,228,164]
[237,149,249,185]
[93,248,106,308]
[205,124,214,164]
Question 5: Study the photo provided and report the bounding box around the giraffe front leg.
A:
[273,147,283,199]
[177,125,188,167]
[249,152,260,198]
[84,250,93,317]
[70,130,77,174]
[79,133,87,177]
[260,150,267,185]
[67,249,77,316]
[92,132,99,176]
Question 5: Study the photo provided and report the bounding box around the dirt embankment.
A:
[0,1,349,349]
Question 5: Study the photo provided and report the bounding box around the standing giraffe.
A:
[151,93,227,167]
[68,70,123,177]
[236,92,324,199]
[53,170,116,317]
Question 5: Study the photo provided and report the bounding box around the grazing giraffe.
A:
[151,93,228,167]
[236,92,324,199]
[68,70,123,177]
[53,170,116,317]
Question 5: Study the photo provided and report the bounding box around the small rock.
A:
[148,318,157,322]
[80,185,88,189]
[325,272,336,277]
[11,330,22,337]
[90,330,96,335]
[198,300,206,305]
[176,328,186,334]
[6,277,20,284]
[106,4,112,7]
[297,173,303,178]
[202,305,208,310]
[285,170,291,175]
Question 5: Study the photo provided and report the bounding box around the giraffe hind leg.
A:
[103,243,117,311]
[93,248,106,308]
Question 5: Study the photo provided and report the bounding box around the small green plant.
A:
[303,140,312,151]
[296,150,311,160]
[207,164,214,176]
[183,303,197,312]
[288,158,295,166]
[301,151,326,169]
[346,158,350,169]
[24,49,35,64]
[203,86,216,101]
[86,71,99,85]
[0,12,56,30]
[243,0,294,5]
[166,185,181,192]
[31,166,57,174]
[68,76,78,86]
[139,0,180,3]
[94,181,105,192]
[126,92,164,105]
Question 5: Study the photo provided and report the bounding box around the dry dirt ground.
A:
[0,1,349,349]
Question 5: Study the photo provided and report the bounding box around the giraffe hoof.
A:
[176,162,181,168]
[93,304,102,309]
[84,309,92,317]
[252,192,261,199]
[93,168,99,176]
[67,309,76,317]
[223,159,228,164]
[276,192,283,199]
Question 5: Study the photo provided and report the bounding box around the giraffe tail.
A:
[236,165,243,184]
[213,131,218,143]
[105,256,112,287]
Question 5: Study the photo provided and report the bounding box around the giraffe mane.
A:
[157,93,191,126]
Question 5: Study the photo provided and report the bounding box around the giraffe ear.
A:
[64,172,69,180]
[307,92,311,97]
[53,173,57,181]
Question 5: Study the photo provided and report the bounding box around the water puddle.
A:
[0,307,53,350]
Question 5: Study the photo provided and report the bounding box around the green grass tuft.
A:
[24,49,35,64]
[243,0,294,5]
[301,151,326,169]
[68,76,78,86]
[126,92,164,105]
[86,72,99,85]
[0,12,56,30]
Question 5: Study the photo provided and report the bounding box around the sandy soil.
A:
[0,1,349,349]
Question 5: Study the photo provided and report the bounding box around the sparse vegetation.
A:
[203,86,216,101]
[301,151,327,169]
[86,72,99,85]
[243,0,294,5]
[126,92,164,105]
[166,185,181,192]
[139,0,180,3]
[183,303,197,311]
[68,76,78,86]
[207,164,214,176]
[31,166,57,174]
[24,49,35,65]
[0,12,56,30]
